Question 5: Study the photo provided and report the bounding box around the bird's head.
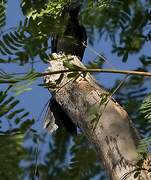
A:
[63,0,82,18]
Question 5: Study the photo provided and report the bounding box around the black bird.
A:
[44,4,87,134]
[51,5,87,60]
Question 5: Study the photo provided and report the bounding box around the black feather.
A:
[49,98,77,135]
[51,5,87,60]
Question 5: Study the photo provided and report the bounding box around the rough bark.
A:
[44,53,151,180]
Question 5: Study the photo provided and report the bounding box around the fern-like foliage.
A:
[0,18,50,64]
[0,133,26,179]
[0,86,36,179]
[22,130,106,180]
[22,127,71,179]
[0,19,29,63]
[140,94,151,123]
[0,30,26,56]
[114,72,151,156]
[134,94,151,163]
[139,93,151,136]
[1,0,82,65]
[1,0,150,64]
[69,134,106,180]
[82,0,151,61]
[21,0,71,19]
[0,86,35,132]
[114,74,151,136]
[0,0,7,31]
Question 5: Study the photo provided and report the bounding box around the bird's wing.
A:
[43,106,58,134]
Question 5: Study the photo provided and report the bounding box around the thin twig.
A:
[110,75,129,97]
[1,68,151,84]
[0,80,19,84]
[37,68,151,78]
[34,145,39,179]
[82,42,115,68]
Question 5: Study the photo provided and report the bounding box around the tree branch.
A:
[1,66,151,84]
[43,54,151,179]
[38,68,151,77]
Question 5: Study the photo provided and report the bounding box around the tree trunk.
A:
[44,53,150,180]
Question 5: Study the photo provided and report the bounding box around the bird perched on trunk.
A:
[44,2,87,134]
[51,4,87,60]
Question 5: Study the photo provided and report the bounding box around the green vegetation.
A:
[0,0,151,179]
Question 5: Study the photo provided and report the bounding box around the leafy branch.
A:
[0,86,35,132]
[0,0,7,31]
[1,66,151,85]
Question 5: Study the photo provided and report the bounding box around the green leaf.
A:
[0,88,34,131]
[122,51,129,62]
[20,119,35,131]
[12,83,33,95]
[63,61,83,71]
[2,96,15,106]
[140,94,151,122]
[0,39,13,54]
[0,1,7,30]
[67,72,79,79]
[0,133,26,179]
[6,109,24,120]
[3,34,19,51]
[15,51,29,64]
[99,93,109,105]
[0,91,7,103]
[8,100,20,109]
